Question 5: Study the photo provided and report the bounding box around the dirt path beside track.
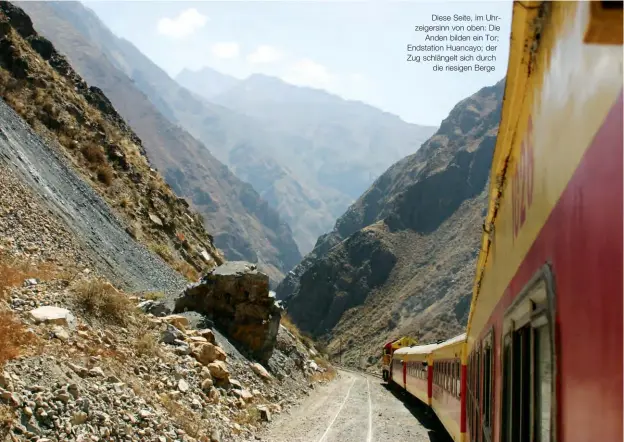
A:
[252,370,453,442]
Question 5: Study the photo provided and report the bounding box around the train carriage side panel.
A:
[402,344,438,406]
[466,2,622,442]
[430,334,466,442]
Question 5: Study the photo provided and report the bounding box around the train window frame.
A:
[481,328,494,442]
[501,264,557,442]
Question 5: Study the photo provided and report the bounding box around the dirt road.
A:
[253,370,452,442]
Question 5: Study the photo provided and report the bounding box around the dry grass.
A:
[150,243,174,263]
[72,279,134,325]
[173,260,199,282]
[0,310,36,369]
[80,143,106,165]
[96,165,113,186]
[0,404,16,437]
[160,393,202,438]
[143,291,164,301]
[134,332,161,358]
[0,254,64,300]
[281,314,316,349]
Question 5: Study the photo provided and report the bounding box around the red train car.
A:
[466,1,622,442]
[387,2,622,442]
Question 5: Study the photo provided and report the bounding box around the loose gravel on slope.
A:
[252,370,453,442]
[0,98,187,295]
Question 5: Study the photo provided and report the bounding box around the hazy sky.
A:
[83,1,512,126]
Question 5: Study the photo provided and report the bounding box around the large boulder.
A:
[174,261,282,363]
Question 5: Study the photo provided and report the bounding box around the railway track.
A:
[333,364,383,380]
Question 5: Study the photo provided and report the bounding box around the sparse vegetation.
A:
[73,279,134,325]
[0,253,65,300]
[96,165,113,185]
[143,291,164,301]
[134,332,161,358]
[159,393,202,438]
[0,310,36,368]
[0,404,16,437]
[173,260,199,282]
[281,314,316,350]
[150,243,174,263]
[80,143,106,165]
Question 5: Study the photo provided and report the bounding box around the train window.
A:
[482,331,494,440]
[501,269,555,442]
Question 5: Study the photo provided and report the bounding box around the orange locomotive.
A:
[386,2,622,442]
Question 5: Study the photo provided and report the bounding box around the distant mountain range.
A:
[19,0,436,277]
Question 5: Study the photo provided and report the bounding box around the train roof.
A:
[394,333,466,356]
[394,343,439,355]
[435,333,467,349]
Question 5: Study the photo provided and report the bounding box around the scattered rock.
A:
[206,361,229,381]
[251,363,272,381]
[200,378,214,392]
[178,379,189,393]
[257,406,271,422]
[29,306,76,329]
[51,325,70,342]
[197,329,216,344]
[163,314,189,331]
[192,342,227,365]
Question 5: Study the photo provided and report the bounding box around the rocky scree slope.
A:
[0,241,332,442]
[0,1,226,288]
[17,0,301,283]
[0,96,334,442]
[277,80,504,369]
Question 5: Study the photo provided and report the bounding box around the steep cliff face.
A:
[277,80,504,366]
[17,0,301,283]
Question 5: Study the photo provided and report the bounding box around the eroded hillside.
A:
[0,1,222,283]
[277,80,504,368]
[17,0,301,283]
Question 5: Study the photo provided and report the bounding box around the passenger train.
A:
[386,2,622,442]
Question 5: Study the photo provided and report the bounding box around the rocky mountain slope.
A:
[277,80,504,368]
[0,1,222,285]
[17,0,301,282]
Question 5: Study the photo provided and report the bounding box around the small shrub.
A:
[96,165,113,186]
[150,244,174,263]
[73,279,133,325]
[160,393,201,437]
[81,144,106,164]
[174,260,199,281]
[134,332,161,358]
